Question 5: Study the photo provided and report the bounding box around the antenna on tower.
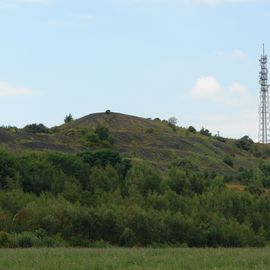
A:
[258,44,270,143]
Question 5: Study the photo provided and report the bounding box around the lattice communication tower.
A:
[259,44,270,144]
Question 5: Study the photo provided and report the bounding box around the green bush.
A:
[235,136,254,151]
[86,132,99,143]
[16,232,40,248]
[120,228,136,247]
[0,231,11,247]
[23,123,49,134]
[200,127,211,137]
[223,156,234,167]
[187,126,196,133]
[68,235,91,247]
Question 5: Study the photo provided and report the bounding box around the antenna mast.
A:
[259,44,270,143]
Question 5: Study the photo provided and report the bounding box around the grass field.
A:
[0,248,269,270]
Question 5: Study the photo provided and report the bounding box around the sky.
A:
[0,0,269,140]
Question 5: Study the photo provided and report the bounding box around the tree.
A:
[64,114,74,123]
[235,136,254,151]
[187,126,196,133]
[168,117,178,126]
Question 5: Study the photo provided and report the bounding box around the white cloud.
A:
[190,75,250,105]
[195,110,258,140]
[190,76,222,99]
[0,81,38,97]
[189,76,257,139]
[230,82,248,96]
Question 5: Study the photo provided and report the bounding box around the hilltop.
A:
[0,111,269,176]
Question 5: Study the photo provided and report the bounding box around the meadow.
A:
[0,248,269,270]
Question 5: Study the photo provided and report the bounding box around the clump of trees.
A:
[0,148,267,248]
[23,124,49,134]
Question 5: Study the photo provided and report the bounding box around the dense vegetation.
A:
[0,146,269,248]
[1,112,270,248]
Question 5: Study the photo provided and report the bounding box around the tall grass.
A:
[0,248,269,270]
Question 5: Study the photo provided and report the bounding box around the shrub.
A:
[95,125,110,141]
[16,232,39,248]
[223,156,234,167]
[89,240,112,248]
[86,132,99,143]
[200,127,212,137]
[120,228,136,247]
[40,235,67,247]
[23,123,49,134]
[0,231,11,247]
[187,126,196,133]
[69,235,90,247]
[235,136,254,151]
[105,110,111,115]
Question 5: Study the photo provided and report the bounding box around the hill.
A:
[0,111,270,248]
[0,111,269,176]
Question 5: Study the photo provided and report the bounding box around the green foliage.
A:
[95,125,110,141]
[119,228,136,247]
[200,127,212,137]
[223,155,234,167]
[0,147,269,248]
[80,125,114,146]
[187,126,196,133]
[16,231,39,248]
[80,150,122,167]
[86,132,99,143]
[23,123,49,134]
[215,136,227,143]
[64,113,74,123]
[236,136,254,151]
[0,231,11,247]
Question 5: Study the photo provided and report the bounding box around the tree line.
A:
[0,148,268,248]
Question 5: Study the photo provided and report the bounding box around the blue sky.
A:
[0,0,269,140]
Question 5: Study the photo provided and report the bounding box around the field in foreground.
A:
[0,248,269,270]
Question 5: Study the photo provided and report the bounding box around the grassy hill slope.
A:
[0,111,269,176]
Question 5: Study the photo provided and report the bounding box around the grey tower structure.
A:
[259,44,270,144]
